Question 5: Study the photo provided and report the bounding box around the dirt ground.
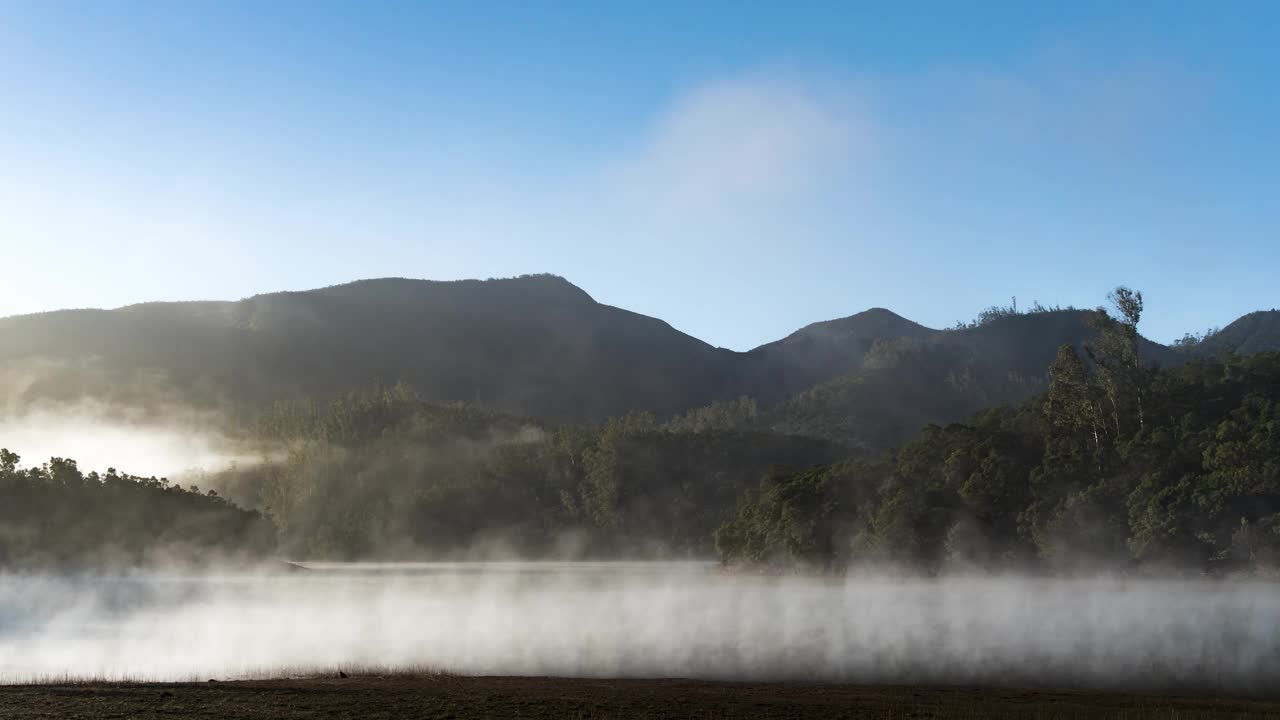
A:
[2,676,1278,719]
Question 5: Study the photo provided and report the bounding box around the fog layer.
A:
[1,565,1276,692]
[0,407,247,479]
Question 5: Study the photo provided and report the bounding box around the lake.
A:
[1,563,1277,692]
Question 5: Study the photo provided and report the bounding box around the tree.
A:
[0,449,275,569]
[0,448,17,475]
[1108,286,1146,430]
[1084,286,1148,435]
[1045,344,1103,449]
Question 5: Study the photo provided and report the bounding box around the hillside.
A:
[1201,310,1280,356]
[718,349,1280,574]
[0,449,274,569]
[735,308,935,406]
[766,310,1181,448]
[5,280,1278,566]
[0,275,736,421]
[208,386,851,559]
[0,276,941,423]
[0,276,1268,441]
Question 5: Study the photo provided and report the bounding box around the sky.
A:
[1,1,1277,350]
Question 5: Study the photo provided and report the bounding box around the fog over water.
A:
[1,563,1277,691]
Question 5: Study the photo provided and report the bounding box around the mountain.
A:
[0,275,1264,439]
[735,308,935,406]
[0,275,742,421]
[1197,310,1280,356]
[766,309,1181,449]
[0,275,944,423]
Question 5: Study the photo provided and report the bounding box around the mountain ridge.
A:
[0,275,1273,438]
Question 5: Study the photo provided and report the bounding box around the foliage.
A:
[212,391,845,560]
[664,396,760,434]
[719,289,1280,575]
[1173,309,1280,357]
[0,449,275,568]
[8,282,1280,572]
[767,334,1046,449]
[948,297,1079,331]
[714,463,872,569]
[721,350,1280,574]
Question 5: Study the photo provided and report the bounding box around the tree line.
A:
[0,449,275,569]
[5,286,1277,573]
[209,387,845,560]
[716,289,1280,574]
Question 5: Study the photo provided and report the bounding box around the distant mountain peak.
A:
[1191,309,1280,355]
[856,307,904,317]
[773,307,933,345]
[249,274,596,306]
[3,275,1278,427]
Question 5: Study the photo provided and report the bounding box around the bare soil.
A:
[2,676,1277,719]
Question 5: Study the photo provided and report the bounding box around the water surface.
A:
[1,563,1276,692]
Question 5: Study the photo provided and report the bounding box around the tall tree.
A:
[1085,286,1147,435]
[1045,344,1102,449]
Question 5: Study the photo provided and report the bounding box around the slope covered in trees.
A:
[671,307,1179,451]
[717,292,1280,575]
[0,275,1225,442]
[209,385,847,560]
[0,450,275,569]
[5,280,1279,570]
[731,308,936,406]
[1175,310,1280,357]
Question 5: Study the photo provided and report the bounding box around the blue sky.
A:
[1,1,1277,350]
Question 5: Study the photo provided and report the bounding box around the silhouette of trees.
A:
[719,288,1280,574]
[210,390,846,560]
[0,451,275,569]
[14,283,1278,573]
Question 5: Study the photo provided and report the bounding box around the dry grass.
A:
[6,663,456,686]
[2,676,1278,719]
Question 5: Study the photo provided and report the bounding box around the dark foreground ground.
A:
[3,677,1279,719]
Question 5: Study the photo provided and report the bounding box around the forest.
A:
[717,296,1280,573]
[0,449,274,569]
[1,285,1278,573]
[209,389,845,559]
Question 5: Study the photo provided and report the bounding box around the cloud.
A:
[559,54,1204,349]
[593,53,1196,236]
[603,74,874,222]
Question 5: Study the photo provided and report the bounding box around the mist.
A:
[2,566,1277,693]
[0,404,250,479]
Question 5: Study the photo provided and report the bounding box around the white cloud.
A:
[603,74,875,222]
[591,54,1194,240]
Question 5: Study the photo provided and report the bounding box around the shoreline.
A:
[5,676,1279,719]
